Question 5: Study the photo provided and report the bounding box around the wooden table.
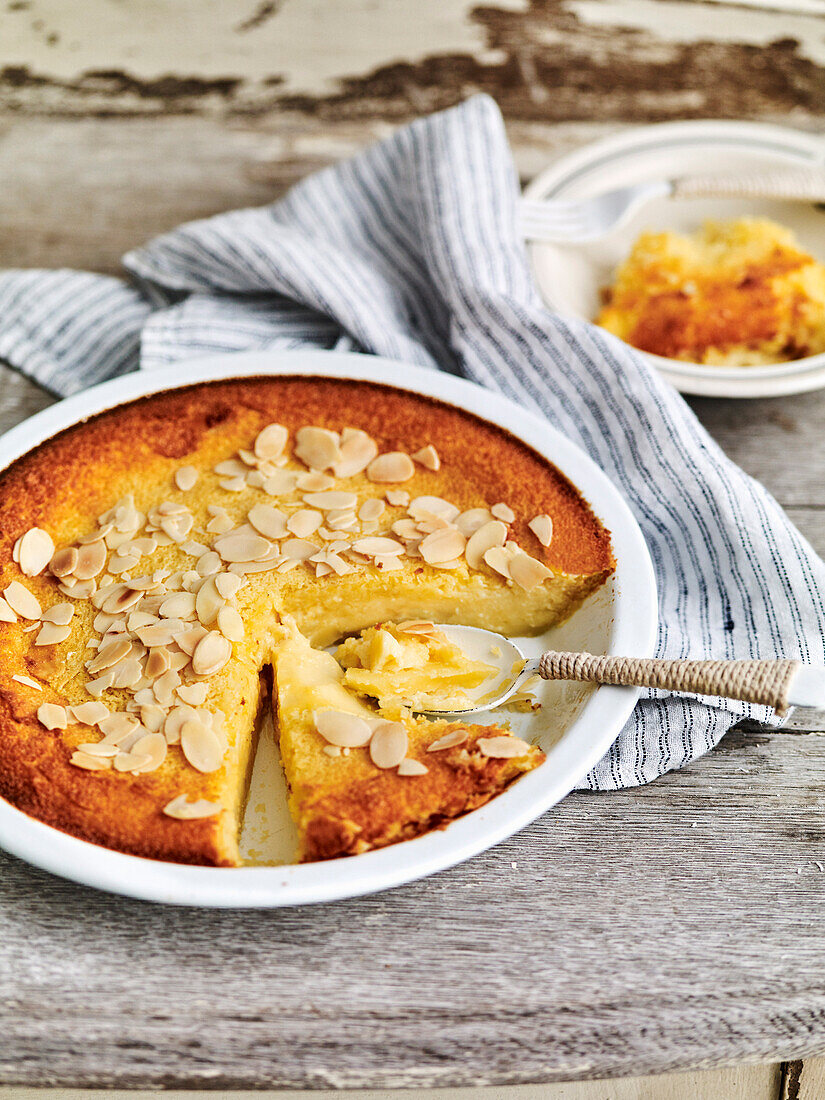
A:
[3,3,825,1096]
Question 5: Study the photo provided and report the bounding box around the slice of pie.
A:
[0,376,613,865]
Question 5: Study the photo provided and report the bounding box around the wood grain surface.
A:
[3,0,825,1091]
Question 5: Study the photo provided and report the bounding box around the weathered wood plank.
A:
[0,726,824,1090]
[783,1054,825,1098]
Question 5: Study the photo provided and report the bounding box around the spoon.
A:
[423,625,825,717]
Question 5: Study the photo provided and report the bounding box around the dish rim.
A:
[524,119,825,398]
[0,349,657,907]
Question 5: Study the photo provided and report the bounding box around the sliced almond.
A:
[419,528,466,566]
[398,758,429,776]
[396,620,437,635]
[163,794,222,820]
[76,742,119,758]
[180,719,224,773]
[262,470,300,497]
[477,735,532,758]
[294,426,341,471]
[214,572,242,599]
[191,631,232,677]
[34,622,71,646]
[369,721,408,769]
[159,592,197,619]
[37,702,68,730]
[213,531,271,563]
[385,490,410,507]
[508,551,553,591]
[174,465,199,492]
[333,428,378,478]
[12,673,41,690]
[465,520,508,571]
[366,452,415,483]
[358,498,385,523]
[195,577,224,627]
[164,704,200,744]
[177,682,208,706]
[455,508,494,537]
[313,710,373,748]
[129,732,168,773]
[113,751,152,773]
[18,528,55,577]
[351,536,405,557]
[491,503,515,523]
[40,602,74,626]
[218,476,246,493]
[411,444,440,471]
[281,538,319,562]
[247,503,289,540]
[427,729,468,752]
[255,423,289,461]
[302,491,358,512]
[4,581,41,620]
[140,704,167,732]
[196,551,222,577]
[176,625,209,656]
[70,750,112,771]
[214,458,248,478]
[86,671,116,698]
[69,700,110,726]
[528,513,554,547]
[217,605,244,642]
[145,648,172,680]
[206,513,235,535]
[87,636,131,674]
[483,546,514,579]
[74,540,107,581]
[287,509,323,538]
[0,597,18,623]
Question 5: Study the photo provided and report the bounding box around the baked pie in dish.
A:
[0,376,613,865]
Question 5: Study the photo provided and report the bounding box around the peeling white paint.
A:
[5,0,529,95]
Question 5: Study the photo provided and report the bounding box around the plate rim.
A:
[524,119,825,399]
[0,349,657,907]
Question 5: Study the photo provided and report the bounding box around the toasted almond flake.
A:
[483,546,514,579]
[214,458,248,478]
[491,503,515,523]
[386,489,410,507]
[247,503,290,540]
[287,509,323,538]
[297,471,335,492]
[110,658,144,690]
[86,671,116,698]
[177,682,208,706]
[74,540,107,581]
[176,625,209,656]
[192,631,232,677]
[145,648,172,680]
[163,794,222,820]
[427,729,468,752]
[102,586,142,615]
[419,527,467,566]
[195,577,224,627]
[34,622,71,646]
[113,751,151,773]
[477,735,532,758]
[366,452,415,483]
[108,552,140,575]
[217,605,244,642]
[174,465,199,492]
[70,701,110,725]
[139,704,166,732]
[465,520,508,571]
[0,597,18,623]
[508,551,553,591]
[357,499,384,523]
[351,536,405,557]
[261,470,300,497]
[313,710,373,748]
[255,423,289,460]
[12,674,42,690]
[214,572,242,599]
[12,536,21,563]
[181,540,210,558]
[332,429,378,478]
[59,578,97,600]
[71,750,112,771]
[214,531,272,563]
[528,513,554,547]
[369,721,408,769]
[294,426,341,471]
[164,704,200,744]
[131,536,158,556]
[160,592,197,620]
[76,742,119,758]
[398,758,429,776]
[4,581,41,620]
[411,444,440,471]
[37,703,68,730]
[180,719,224,773]
[40,602,74,626]
[207,514,235,535]
[455,508,494,537]
[302,491,358,512]
[220,476,246,493]
[193,551,220,578]
[128,732,168,774]
[18,528,55,577]
[87,636,132,674]
[281,538,319,562]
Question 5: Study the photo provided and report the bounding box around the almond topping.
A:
[411,444,440,471]
[366,452,415,483]
[297,471,335,492]
[477,735,532,758]
[396,620,437,635]
[302,491,358,512]
[70,751,112,771]
[180,720,224,773]
[163,794,222,820]
[76,743,119,758]
[262,470,300,496]
[287,509,323,538]
[247,504,289,540]
[386,490,410,507]
[281,538,319,562]
[294,426,341,471]
[18,528,55,577]
[34,622,71,646]
[528,513,554,547]
[332,429,378,478]
[140,704,167,732]
[217,605,245,642]
[37,703,68,730]
[192,631,232,677]
[254,423,289,461]
[419,527,466,565]
[351,536,405,557]
[195,578,224,627]
[69,701,110,726]
[129,732,168,773]
[369,721,408,769]
[313,710,373,748]
[177,682,208,706]
[87,636,131,674]
[0,597,18,623]
[508,551,553,591]
[358,498,385,523]
[175,465,199,492]
[164,705,201,744]
[398,758,429,776]
[483,546,514,579]
[214,572,242,599]
[213,531,271,563]
[12,674,41,690]
[40,602,74,626]
[145,649,172,680]
[465,520,508,571]
[4,581,42,620]
[427,729,468,752]
[491,503,515,523]
[159,592,196,619]
[74,540,107,580]
[196,551,222,577]
[455,508,494,537]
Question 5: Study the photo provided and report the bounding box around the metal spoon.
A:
[422,625,825,717]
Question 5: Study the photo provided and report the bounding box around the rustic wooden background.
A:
[3,2,825,1097]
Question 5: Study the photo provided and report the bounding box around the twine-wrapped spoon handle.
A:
[537,652,806,714]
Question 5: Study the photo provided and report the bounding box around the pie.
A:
[597,217,825,366]
[0,376,613,865]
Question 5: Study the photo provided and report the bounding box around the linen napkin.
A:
[1,94,824,790]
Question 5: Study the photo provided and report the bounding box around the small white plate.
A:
[525,121,825,398]
[0,350,657,906]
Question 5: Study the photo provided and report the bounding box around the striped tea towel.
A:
[1,94,824,790]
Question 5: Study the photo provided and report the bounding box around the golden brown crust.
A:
[0,376,612,865]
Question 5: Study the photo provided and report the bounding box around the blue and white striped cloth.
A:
[1,95,824,789]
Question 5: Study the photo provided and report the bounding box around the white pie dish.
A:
[0,349,656,907]
[524,120,825,398]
